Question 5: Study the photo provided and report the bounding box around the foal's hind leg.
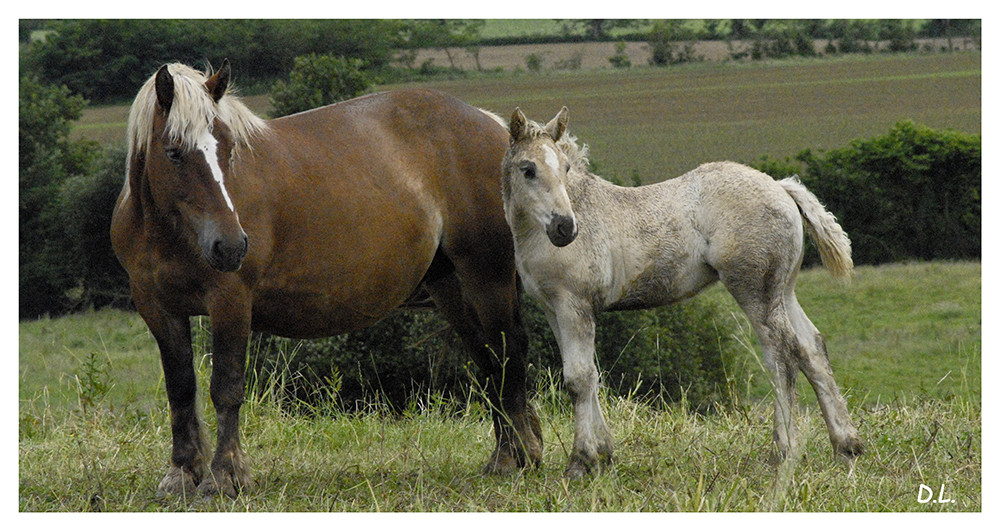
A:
[786,294,863,460]
[721,276,802,460]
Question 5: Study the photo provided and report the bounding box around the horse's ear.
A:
[154,64,174,116]
[205,59,230,103]
[544,106,569,142]
[509,107,528,144]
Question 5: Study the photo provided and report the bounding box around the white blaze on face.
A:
[526,144,577,237]
[197,130,235,212]
[542,144,560,175]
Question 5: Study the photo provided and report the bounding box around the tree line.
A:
[20,19,981,102]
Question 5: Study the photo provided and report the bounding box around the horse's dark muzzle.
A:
[546,213,578,247]
[204,230,249,272]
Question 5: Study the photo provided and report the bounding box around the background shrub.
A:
[754,121,980,265]
[57,146,132,310]
[19,75,101,318]
[269,54,375,118]
[248,295,746,413]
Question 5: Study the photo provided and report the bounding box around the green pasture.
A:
[18,262,982,511]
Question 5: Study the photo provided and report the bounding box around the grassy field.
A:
[18,262,981,511]
[75,51,980,183]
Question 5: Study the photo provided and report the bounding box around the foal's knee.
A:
[563,362,598,399]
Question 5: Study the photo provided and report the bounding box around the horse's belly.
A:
[250,288,394,338]
[251,244,436,338]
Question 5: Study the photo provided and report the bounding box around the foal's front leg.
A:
[548,301,614,477]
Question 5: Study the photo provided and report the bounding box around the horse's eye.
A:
[165,148,183,163]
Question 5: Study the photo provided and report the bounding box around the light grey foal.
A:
[501,107,863,477]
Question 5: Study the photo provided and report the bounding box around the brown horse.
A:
[111,60,541,498]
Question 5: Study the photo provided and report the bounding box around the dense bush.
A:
[647,21,699,66]
[57,147,132,310]
[19,75,101,318]
[269,54,375,118]
[754,121,980,265]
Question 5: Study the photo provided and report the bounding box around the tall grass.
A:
[18,262,981,511]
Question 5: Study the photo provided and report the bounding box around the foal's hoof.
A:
[563,460,591,479]
[155,466,199,499]
[835,437,865,461]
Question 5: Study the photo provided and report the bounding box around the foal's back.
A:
[566,161,803,312]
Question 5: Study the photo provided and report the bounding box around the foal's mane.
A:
[512,115,592,175]
[127,63,269,161]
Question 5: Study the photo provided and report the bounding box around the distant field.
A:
[77,51,980,182]
[389,52,980,181]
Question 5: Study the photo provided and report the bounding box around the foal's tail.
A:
[779,176,854,281]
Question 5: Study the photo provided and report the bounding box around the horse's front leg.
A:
[548,301,613,477]
[134,298,211,498]
[197,301,254,498]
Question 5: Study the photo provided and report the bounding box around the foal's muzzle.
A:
[546,213,578,247]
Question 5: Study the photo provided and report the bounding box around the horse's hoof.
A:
[523,407,544,467]
[155,466,199,499]
[196,469,254,498]
[483,450,521,475]
[196,473,238,498]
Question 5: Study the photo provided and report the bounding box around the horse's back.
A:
[243,89,512,336]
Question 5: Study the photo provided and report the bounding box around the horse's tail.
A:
[779,176,854,281]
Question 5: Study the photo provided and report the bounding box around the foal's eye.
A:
[520,163,537,180]
[165,148,183,163]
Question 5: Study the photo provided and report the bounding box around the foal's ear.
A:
[509,107,528,143]
[205,59,231,103]
[154,64,174,116]
[544,106,569,142]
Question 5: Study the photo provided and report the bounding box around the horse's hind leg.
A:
[786,293,863,460]
[424,270,542,473]
[746,303,801,461]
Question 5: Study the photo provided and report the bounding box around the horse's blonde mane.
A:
[127,63,268,161]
